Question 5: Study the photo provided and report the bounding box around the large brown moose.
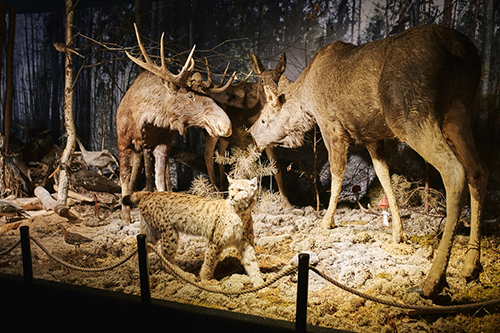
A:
[117,25,233,222]
[250,24,488,297]
[205,53,292,209]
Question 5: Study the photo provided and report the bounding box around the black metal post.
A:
[137,234,151,308]
[20,226,33,286]
[295,253,309,333]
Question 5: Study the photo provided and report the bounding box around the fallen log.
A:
[53,185,93,202]
[11,197,44,211]
[34,186,70,217]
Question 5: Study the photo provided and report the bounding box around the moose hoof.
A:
[318,218,335,229]
[461,251,482,282]
[406,285,425,297]
[415,277,449,298]
[460,262,482,282]
[392,232,408,244]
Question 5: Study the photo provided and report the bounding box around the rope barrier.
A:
[147,243,297,295]
[29,236,137,272]
[310,266,500,312]
[0,239,21,255]
[2,229,499,314]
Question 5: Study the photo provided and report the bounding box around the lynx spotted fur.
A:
[122,177,263,286]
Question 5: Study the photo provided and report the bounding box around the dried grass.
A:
[214,145,277,180]
[188,175,224,199]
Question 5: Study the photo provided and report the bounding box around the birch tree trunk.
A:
[443,0,452,27]
[57,0,77,205]
[3,6,15,153]
[479,0,494,142]
[481,0,493,98]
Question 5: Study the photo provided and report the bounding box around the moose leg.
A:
[153,132,174,192]
[119,148,141,223]
[218,139,230,190]
[366,141,405,243]
[406,123,467,297]
[318,128,349,229]
[442,107,488,281]
[143,149,155,191]
[129,151,142,191]
[204,135,219,186]
[265,146,293,210]
[154,145,168,192]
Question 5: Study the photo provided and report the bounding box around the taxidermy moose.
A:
[117,24,233,222]
[203,52,292,209]
[250,24,488,297]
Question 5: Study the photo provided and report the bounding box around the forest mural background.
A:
[0,0,498,199]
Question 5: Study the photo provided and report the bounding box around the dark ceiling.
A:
[3,0,134,14]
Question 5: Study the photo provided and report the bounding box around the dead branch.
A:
[357,201,382,216]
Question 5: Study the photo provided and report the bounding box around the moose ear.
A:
[250,53,266,75]
[275,53,286,76]
[263,85,280,108]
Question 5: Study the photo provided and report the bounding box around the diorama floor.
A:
[1,190,500,332]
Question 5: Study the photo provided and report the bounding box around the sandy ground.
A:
[1,190,500,333]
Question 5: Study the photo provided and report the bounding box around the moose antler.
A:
[200,58,237,93]
[185,59,236,93]
[125,23,195,87]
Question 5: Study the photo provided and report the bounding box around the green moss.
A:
[410,235,437,248]
[375,272,392,280]
[339,220,369,226]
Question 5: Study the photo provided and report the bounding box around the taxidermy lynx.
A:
[122,177,264,287]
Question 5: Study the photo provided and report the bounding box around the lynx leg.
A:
[406,122,467,297]
[158,227,179,263]
[318,126,349,229]
[239,242,264,287]
[366,141,405,243]
[442,105,488,281]
[199,243,222,282]
[265,146,293,210]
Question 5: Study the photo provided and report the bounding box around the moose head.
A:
[117,24,234,222]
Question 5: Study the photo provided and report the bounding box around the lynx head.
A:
[227,177,258,211]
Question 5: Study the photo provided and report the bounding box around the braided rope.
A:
[310,266,500,312]
[5,233,497,312]
[0,239,21,255]
[30,236,137,272]
[147,243,297,295]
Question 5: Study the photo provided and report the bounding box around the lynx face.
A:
[227,177,258,211]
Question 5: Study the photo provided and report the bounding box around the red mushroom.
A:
[378,196,389,210]
[378,196,390,226]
